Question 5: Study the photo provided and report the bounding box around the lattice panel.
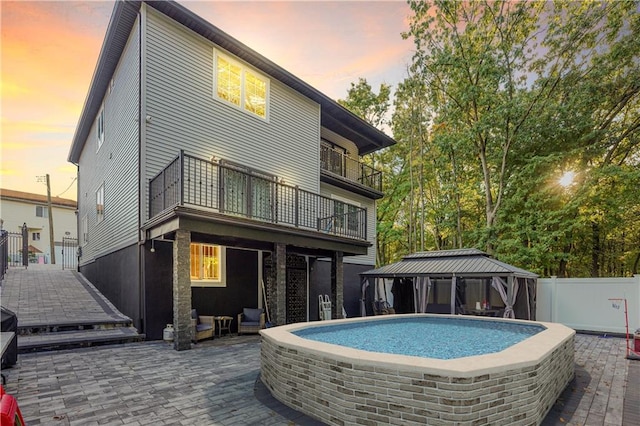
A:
[286,267,307,324]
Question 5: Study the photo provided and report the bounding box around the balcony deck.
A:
[320,144,383,199]
[147,152,369,248]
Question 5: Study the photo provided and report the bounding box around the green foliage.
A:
[344,0,640,276]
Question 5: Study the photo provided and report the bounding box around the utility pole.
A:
[37,174,55,264]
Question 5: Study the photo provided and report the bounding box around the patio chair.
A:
[191,309,215,342]
[237,308,265,335]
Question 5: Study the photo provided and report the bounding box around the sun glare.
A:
[559,171,576,188]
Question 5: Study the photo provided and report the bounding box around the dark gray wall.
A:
[310,259,371,320]
[191,249,259,333]
[80,244,141,331]
[143,240,173,340]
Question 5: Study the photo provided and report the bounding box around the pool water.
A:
[293,316,544,359]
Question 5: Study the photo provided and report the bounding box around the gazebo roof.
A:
[361,248,538,279]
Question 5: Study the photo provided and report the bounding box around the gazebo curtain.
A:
[413,277,431,313]
[491,276,520,318]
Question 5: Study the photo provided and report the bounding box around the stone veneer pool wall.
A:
[260,315,575,426]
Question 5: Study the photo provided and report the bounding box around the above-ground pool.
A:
[260,314,575,426]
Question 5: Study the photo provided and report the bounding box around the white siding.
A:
[320,184,377,266]
[142,8,320,220]
[77,19,140,265]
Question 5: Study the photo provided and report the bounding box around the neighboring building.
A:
[0,188,77,264]
[68,0,395,347]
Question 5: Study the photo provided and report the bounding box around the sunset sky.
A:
[1,1,414,201]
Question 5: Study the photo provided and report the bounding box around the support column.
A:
[173,229,191,350]
[331,251,344,319]
[274,243,287,325]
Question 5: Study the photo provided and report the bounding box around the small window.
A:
[32,232,40,241]
[190,243,226,287]
[81,215,88,245]
[96,184,104,223]
[214,50,269,119]
[97,107,104,151]
[35,205,48,218]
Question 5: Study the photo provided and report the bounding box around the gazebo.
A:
[360,248,538,320]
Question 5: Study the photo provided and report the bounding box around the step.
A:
[18,318,133,336]
[18,327,145,353]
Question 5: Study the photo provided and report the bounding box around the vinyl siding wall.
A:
[142,7,320,220]
[77,19,140,265]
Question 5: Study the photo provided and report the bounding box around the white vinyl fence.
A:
[537,275,640,335]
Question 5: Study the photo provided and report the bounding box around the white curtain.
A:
[450,276,457,314]
[360,278,370,317]
[413,277,431,313]
[491,276,520,318]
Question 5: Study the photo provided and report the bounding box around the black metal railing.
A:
[149,151,367,240]
[320,144,382,192]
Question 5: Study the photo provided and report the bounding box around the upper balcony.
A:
[148,151,368,243]
[320,143,383,199]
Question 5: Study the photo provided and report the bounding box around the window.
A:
[96,184,104,223]
[216,55,242,107]
[32,232,40,241]
[214,51,269,119]
[81,215,88,245]
[97,107,104,151]
[332,195,361,235]
[35,205,48,218]
[190,244,225,287]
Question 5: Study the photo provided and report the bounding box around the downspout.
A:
[137,6,146,335]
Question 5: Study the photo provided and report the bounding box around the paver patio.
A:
[1,265,636,425]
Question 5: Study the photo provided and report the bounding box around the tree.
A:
[396,0,640,276]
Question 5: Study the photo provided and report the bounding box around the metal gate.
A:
[0,224,28,280]
[61,237,78,270]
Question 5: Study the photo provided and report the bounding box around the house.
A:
[67,0,395,349]
[361,248,538,320]
[0,188,77,265]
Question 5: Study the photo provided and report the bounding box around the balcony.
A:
[149,152,368,241]
[320,144,382,197]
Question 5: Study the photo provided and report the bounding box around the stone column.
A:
[173,229,191,350]
[274,243,287,325]
[331,251,344,319]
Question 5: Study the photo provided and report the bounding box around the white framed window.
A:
[35,205,48,218]
[97,106,105,151]
[32,232,41,241]
[96,184,104,223]
[214,50,269,120]
[190,243,226,287]
[81,215,88,245]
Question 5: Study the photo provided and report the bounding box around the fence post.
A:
[294,186,299,228]
[179,150,185,206]
[21,222,28,268]
[551,276,558,323]
[635,274,640,334]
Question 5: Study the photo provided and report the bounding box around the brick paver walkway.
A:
[1,265,636,425]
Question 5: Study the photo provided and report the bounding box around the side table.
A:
[214,316,233,337]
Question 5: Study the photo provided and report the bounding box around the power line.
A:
[56,177,77,198]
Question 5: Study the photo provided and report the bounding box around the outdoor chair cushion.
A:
[196,323,212,332]
[243,308,263,323]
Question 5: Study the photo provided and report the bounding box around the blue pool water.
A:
[293,316,544,360]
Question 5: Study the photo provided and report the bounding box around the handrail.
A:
[320,144,382,192]
[149,153,367,240]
